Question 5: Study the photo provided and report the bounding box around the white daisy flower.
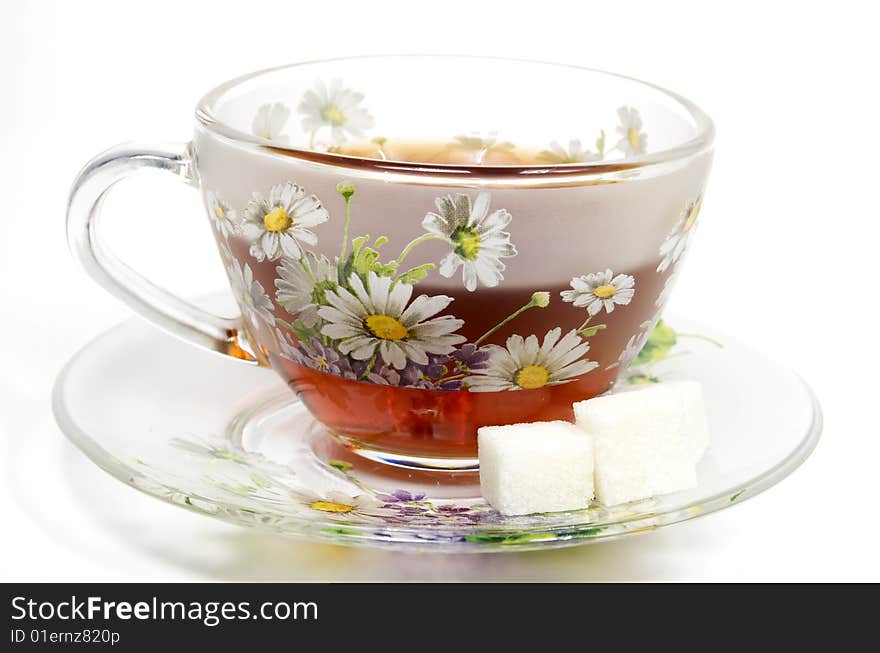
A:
[292,489,396,521]
[656,268,680,307]
[453,132,516,163]
[422,191,517,292]
[275,252,339,327]
[205,191,237,238]
[607,331,651,370]
[657,196,702,272]
[615,106,647,156]
[538,139,600,163]
[561,269,636,316]
[240,182,329,262]
[467,328,598,392]
[215,231,234,265]
[227,258,275,327]
[318,271,465,370]
[251,102,291,143]
[298,79,374,143]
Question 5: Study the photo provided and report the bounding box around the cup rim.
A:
[195,55,714,178]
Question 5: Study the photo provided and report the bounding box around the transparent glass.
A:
[67,56,714,470]
[53,308,821,552]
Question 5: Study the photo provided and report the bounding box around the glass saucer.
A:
[53,307,821,552]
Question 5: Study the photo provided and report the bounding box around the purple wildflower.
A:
[387,505,431,517]
[436,505,471,514]
[376,489,426,503]
[365,356,449,390]
[281,336,357,380]
[451,344,490,371]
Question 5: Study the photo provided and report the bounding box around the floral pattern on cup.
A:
[251,102,292,143]
[211,93,706,393]
[252,84,650,166]
[209,179,647,391]
[297,79,375,146]
[657,195,702,272]
[422,191,517,292]
[204,175,710,392]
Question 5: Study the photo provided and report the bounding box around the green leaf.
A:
[729,489,746,503]
[633,319,677,365]
[626,372,661,385]
[328,460,353,472]
[351,235,369,256]
[339,251,356,287]
[370,261,398,276]
[465,526,605,545]
[275,317,297,332]
[357,247,379,271]
[396,263,436,285]
[578,324,607,338]
[465,532,555,545]
[373,235,389,248]
[278,318,321,343]
[321,527,363,537]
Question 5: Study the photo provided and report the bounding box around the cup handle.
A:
[67,142,259,364]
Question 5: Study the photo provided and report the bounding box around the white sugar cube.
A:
[573,381,709,506]
[478,421,594,516]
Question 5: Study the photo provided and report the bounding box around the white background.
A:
[1,0,877,581]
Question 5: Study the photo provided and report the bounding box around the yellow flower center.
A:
[627,127,640,149]
[309,501,354,513]
[315,356,329,369]
[263,206,292,232]
[593,284,617,299]
[684,198,702,232]
[452,227,482,261]
[213,204,225,220]
[515,364,551,389]
[365,314,409,341]
[320,103,346,126]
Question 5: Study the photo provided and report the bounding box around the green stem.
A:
[576,315,594,332]
[578,323,607,337]
[337,467,373,494]
[677,332,724,348]
[275,317,298,333]
[340,196,352,261]
[393,233,442,267]
[299,256,316,283]
[439,373,467,383]
[360,352,378,380]
[474,299,539,347]
[308,128,319,150]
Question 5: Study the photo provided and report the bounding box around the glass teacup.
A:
[67,56,714,470]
